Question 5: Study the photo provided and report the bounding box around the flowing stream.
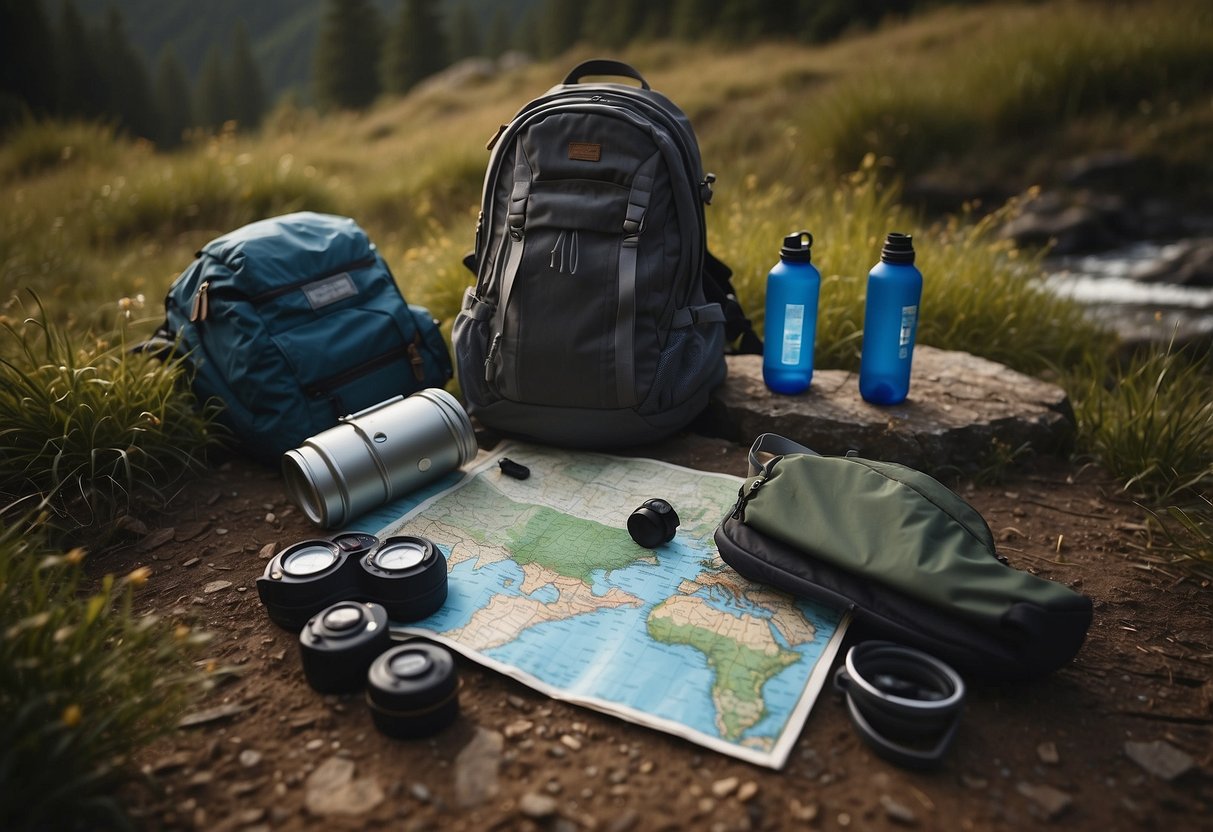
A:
[1042,241,1213,348]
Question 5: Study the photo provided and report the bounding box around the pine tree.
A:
[448,1,481,61]
[0,0,58,123]
[538,0,582,59]
[515,4,541,58]
[55,0,105,120]
[196,44,229,129]
[229,21,267,129]
[485,9,512,59]
[154,46,192,149]
[638,4,672,40]
[382,0,448,95]
[671,0,719,41]
[313,0,383,110]
[101,6,156,139]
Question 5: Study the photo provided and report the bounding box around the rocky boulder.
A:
[705,347,1074,475]
[1133,237,1213,287]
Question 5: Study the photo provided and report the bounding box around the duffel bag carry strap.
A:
[747,432,820,476]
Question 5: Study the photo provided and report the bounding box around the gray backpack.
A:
[453,59,756,447]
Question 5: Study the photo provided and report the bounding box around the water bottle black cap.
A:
[780,230,813,263]
[881,232,916,264]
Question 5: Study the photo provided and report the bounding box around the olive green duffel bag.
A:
[715,434,1093,680]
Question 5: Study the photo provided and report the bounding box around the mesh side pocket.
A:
[641,318,725,414]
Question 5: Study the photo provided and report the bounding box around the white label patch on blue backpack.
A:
[303,273,358,309]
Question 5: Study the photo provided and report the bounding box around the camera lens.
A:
[299,601,392,694]
[360,536,448,622]
[627,499,680,548]
[366,642,460,739]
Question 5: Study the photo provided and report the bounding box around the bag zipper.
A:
[305,332,430,401]
[188,256,378,322]
[729,456,785,521]
[730,475,766,522]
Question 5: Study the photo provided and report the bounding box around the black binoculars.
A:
[256,532,448,631]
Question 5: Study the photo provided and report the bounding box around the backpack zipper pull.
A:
[730,476,765,522]
[484,333,502,383]
[407,335,426,382]
[190,281,210,322]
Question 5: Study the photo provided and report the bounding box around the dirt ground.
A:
[106,433,1212,832]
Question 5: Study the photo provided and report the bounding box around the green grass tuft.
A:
[0,294,220,542]
[0,120,130,183]
[0,513,210,831]
[1069,341,1213,502]
[84,136,342,247]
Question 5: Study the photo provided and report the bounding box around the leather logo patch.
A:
[568,141,602,162]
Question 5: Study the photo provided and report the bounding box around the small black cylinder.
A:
[366,643,460,739]
[298,601,392,694]
[627,499,680,548]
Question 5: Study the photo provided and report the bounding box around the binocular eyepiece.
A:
[256,533,447,631]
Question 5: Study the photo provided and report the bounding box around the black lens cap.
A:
[298,601,392,694]
[627,499,680,548]
[366,642,460,739]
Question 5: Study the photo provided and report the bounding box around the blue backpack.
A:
[153,212,452,464]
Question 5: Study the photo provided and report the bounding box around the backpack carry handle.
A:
[563,59,651,90]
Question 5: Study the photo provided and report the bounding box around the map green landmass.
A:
[505,506,650,584]
[371,443,848,768]
[648,595,801,741]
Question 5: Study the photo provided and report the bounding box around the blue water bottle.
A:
[859,232,923,405]
[763,230,821,395]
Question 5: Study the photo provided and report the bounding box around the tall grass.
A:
[1070,342,1213,502]
[0,295,219,542]
[713,160,1107,374]
[0,120,130,183]
[792,0,1213,188]
[1070,342,1213,577]
[0,512,209,830]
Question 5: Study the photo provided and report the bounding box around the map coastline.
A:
[365,443,848,769]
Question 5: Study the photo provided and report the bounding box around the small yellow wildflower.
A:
[62,704,82,727]
[126,566,152,588]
